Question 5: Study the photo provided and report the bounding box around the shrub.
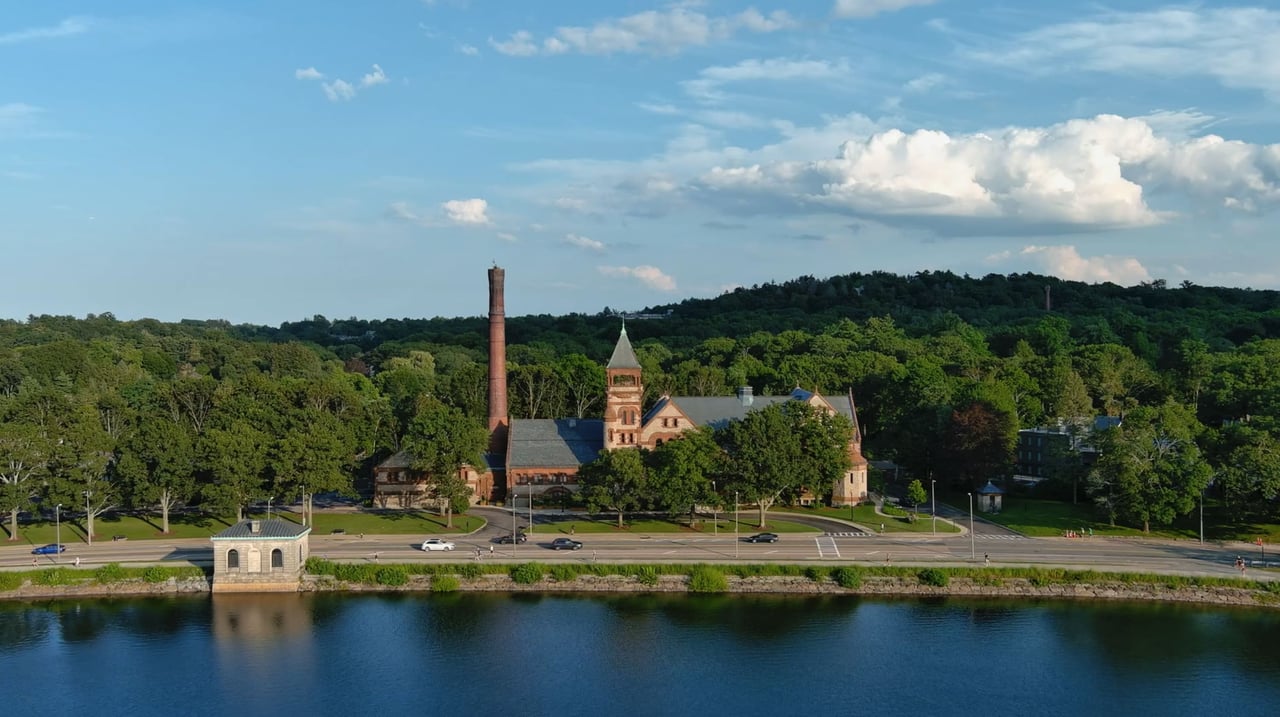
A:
[0,572,22,591]
[688,566,728,593]
[334,563,376,583]
[38,568,75,586]
[510,562,545,585]
[94,562,127,584]
[832,567,863,589]
[375,566,409,586]
[805,566,829,583]
[305,558,338,575]
[549,564,579,583]
[635,566,659,587]
[142,566,170,583]
[431,575,460,593]
[918,568,948,587]
[457,563,484,580]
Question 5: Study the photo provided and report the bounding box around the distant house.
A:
[371,450,496,509]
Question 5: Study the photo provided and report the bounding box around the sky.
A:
[2,1,1278,325]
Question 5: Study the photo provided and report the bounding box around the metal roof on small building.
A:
[212,519,311,540]
[508,418,604,468]
[976,481,1005,495]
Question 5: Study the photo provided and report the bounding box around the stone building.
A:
[210,519,311,593]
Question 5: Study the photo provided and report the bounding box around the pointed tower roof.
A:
[848,389,863,443]
[607,324,642,369]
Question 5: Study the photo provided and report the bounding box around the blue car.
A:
[31,544,66,555]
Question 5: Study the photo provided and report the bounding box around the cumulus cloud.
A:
[298,64,389,102]
[989,245,1152,285]
[458,43,479,56]
[689,114,1280,234]
[966,7,1280,99]
[442,198,491,225]
[598,265,677,291]
[833,0,936,18]
[490,6,796,57]
[360,64,388,87]
[564,233,605,251]
[496,232,517,242]
[683,57,850,102]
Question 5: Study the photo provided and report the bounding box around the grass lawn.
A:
[283,510,484,536]
[779,505,960,534]
[536,516,818,535]
[959,498,1192,538]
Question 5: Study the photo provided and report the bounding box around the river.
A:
[1,593,1277,716]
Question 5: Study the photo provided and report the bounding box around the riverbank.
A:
[2,563,1277,608]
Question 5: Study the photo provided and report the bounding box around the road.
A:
[4,515,1273,582]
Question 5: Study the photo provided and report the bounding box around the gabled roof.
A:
[508,418,604,468]
[607,326,642,369]
[663,390,860,432]
[376,449,496,472]
[212,519,310,540]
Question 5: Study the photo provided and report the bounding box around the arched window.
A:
[227,549,240,569]
[271,548,284,569]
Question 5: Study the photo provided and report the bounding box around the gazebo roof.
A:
[976,481,1005,495]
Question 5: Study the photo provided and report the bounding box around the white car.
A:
[420,538,456,552]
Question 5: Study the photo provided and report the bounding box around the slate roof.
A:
[508,418,604,468]
[212,519,311,540]
[977,481,1005,495]
[607,326,642,369]
[666,388,857,431]
[376,449,497,471]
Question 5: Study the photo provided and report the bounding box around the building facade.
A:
[210,519,311,593]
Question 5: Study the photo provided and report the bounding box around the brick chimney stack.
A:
[487,266,509,453]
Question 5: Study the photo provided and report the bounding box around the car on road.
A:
[744,532,779,543]
[32,544,66,555]
[548,537,583,551]
[420,538,456,551]
[495,533,528,544]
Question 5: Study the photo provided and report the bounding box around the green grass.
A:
[961,498,1192,538]
[781,504,960,534]
[538,517,818,535]
[278,510,484,536]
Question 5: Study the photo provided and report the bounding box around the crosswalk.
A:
[823,531,1028,541]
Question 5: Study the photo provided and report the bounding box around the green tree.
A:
[944,401,1016,489]
[401,399,488,528]
[1213,424,1280,519]
[905,479,928,515]
[0,421,47,541]
[556,353,606,418]
[200,423,270,521]
[1086,402,1212,532]
[647,427,723,524]
[579,447,647,528]
[271,409,354,527]
[44,407,118,543]
[115,411,196,534]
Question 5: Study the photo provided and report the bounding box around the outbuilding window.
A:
[227,549,240,569]
[271,548,284,569]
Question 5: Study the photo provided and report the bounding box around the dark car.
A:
[495,533,528,544]
[32,543,67,555]
[548,537,583,551]
[744,532,779,543]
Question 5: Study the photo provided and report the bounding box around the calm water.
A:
[1,593,1278,717]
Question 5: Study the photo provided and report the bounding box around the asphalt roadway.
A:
[3,506,1274,582]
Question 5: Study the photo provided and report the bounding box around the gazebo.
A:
[976,481,1005,513]
[210,518,311,593]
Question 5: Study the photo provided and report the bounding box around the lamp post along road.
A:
[968,492,975,560]
[930,478,936,536]
[712,481,718,537]
[55,504,62,558]
[734,490,739,559]
[84,491,92,545]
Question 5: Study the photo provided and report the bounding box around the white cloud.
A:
[683,58,850,102]
[458,43,479,56]
[387,201,419,222]
[0,16,90,45]
[496,232,517,242]
[598,265,678,291]
[491,6,796,57]
[636,102,681,115]
[966,7,1280,99]
[322,79,356,102]
[0,102,47,140]
[360,64,388,87]
[442,198,491,225]
[295,67,325,80]
[903,72,945,94]
[553,197,593,213]
[991,245,1152,285]
[564,234,605,251]
[833,0,935,18]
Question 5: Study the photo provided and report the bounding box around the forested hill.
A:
[5,271,1280,365]
[266,270,1280,361]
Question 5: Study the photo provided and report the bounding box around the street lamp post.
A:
[267,496,274,521]
[1199,493,1205,546]
[712,481,718,537]
[968,492,975,560]
[55,504,62,559]
[511,484,518,558]
[527,484,533,536]
[930,478,937,536]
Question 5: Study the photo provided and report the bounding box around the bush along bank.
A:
[0,564,210,600]
[301,559,1280,607]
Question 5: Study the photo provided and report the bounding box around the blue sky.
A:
[2,1,1277,324]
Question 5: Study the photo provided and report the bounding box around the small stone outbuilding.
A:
[976,481,1005,513]
[210,519,311,593]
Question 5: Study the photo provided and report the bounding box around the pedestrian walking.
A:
[32,557,38,567]
[373,551,379,562]
[591,550,597,563]
[984,553,990,567]
[489,544,494,557]
[75,556,81,568]
[570,525,575,535]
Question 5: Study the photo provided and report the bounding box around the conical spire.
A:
[607,323,641,369]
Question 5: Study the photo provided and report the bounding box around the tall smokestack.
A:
[487,266,509,453]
